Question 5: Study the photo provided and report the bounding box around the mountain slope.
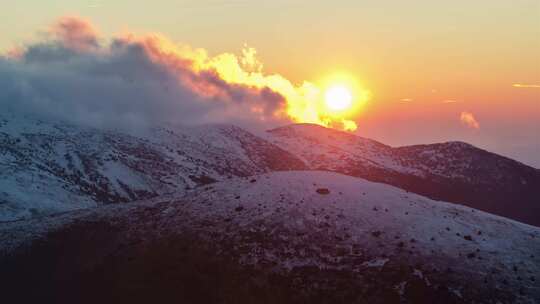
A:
[3,115,538,227]
[0,114,306,221]
[266,124,540,226]
[1,171,538,303]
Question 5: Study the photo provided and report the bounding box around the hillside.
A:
[0,114,305,221]
[2,115,539,227]
[266,124,540,226]
[1,171,539,303]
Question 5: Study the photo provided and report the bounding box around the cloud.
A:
[513,83,540,88]
[399,98,413,102]
[1,16,357,132]
[460,111,480,129]
[442,99,460,103]
[50,16,100,51]
[87,1,102,8]
[5,47,23,60]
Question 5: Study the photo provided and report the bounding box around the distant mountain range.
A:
[1,114,538,226]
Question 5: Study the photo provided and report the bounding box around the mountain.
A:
[1,171,538,303]
[266,124,540,226]
[2,115,539,227]
[0,114,305,221]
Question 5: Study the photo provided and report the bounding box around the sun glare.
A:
[325,85,353,111]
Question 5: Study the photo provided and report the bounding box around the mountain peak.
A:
[267,123,365,143]
[268,123,332,134]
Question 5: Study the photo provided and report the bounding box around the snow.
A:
[1,112,540,302]
[3,114,538,226]
[265,124,426,176]
[0,114,304,221]
[362,258,389,267]
[266,124,537,185]
[1,171,538,302]
[264,124,540,227]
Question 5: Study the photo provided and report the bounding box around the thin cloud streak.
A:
[513,84,540,88]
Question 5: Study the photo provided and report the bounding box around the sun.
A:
[325,85,353,111]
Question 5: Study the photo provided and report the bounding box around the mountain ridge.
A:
[0,114,306,221]
[1,115,539,226]
[266,123,540,226]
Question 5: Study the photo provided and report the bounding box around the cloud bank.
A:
[0,16,357,132]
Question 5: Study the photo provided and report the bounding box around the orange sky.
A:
[2,0,539,166]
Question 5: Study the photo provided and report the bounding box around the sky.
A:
[1,0,539,167]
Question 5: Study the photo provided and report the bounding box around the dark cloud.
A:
[0,17,288,132]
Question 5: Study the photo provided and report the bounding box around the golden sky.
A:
[2,0,539,166]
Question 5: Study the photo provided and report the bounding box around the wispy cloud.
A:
[87,3,102,8]
[399,98,413,102]
[513,83,540,88]
[460,111,480,129]
[442,99,460,104]
[177,0,248,9]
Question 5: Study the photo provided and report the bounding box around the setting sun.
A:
[325,85,353,111]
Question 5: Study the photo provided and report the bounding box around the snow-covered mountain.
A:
[2,114,539,303]
[0,114,305,221]
[2,115,539,227]
[266,124,540,226]
[1,171,538,303]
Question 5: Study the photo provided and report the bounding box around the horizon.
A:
[3,109,537,169]
[1,1,539,167]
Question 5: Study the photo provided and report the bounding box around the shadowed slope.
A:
[1,171,538,303]
[267,124,540,226]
